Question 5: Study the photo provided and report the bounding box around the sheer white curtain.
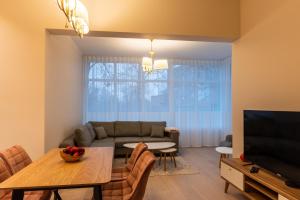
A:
[83,56,231,147]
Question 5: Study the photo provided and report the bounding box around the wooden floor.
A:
[55,147,246,200]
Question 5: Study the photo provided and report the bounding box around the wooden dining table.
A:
[0,147,114,200]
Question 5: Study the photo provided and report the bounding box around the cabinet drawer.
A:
[221,162,244,191]
[278,195,289,200]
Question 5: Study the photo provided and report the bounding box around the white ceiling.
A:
[72,37,232,60]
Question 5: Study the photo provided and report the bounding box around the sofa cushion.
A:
[140,121,166,137]
[89,121,115,137]
[86,122,96,139]
[91,138,115,147]
[114,137,143,148]
[74,126,93,147]
[95,127,107,139]
[151,125,165,138]
[115,121,140,137]
[142,137,173,143]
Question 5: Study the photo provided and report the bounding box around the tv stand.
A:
[221,158,300,200]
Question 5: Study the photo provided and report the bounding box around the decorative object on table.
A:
[142,39,168,73]
[219,134,232,147]
[159,148,177,171]
[60,146,85,162]
[56,0,89,38]
[240,153,245,162]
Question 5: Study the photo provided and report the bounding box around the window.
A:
[84,56,231,147]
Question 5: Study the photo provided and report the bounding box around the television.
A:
[244,110,300,188]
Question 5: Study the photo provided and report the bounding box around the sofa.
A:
[59,121,179,156]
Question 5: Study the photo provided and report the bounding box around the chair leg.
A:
[225,181,230,193]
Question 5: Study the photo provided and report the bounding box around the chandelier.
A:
[57,0,89,38]
[142,39,168,73]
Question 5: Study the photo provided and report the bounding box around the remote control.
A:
[250,166,260,173]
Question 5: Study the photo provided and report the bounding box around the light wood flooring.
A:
[55,147,246,200]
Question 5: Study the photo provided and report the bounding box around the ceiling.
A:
[72,37,232,60]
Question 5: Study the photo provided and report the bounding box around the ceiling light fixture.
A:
[142,39,168,73]
[57,0,89,38]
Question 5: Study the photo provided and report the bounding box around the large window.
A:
[84,56,231,147]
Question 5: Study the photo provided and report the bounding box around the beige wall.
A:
[0,0,239,159]
[0,16,45,160]
[45,34,83,152]
[232,0,300,157]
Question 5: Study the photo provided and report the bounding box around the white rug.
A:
[113,156,200,176]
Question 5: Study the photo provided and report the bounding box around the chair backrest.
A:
[0,158,12,199]
[126,142,148,171]
[126,151,155,200]
[0,145,32,174]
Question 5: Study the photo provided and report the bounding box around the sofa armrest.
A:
[164,127,180,148]
[59,134,76,148]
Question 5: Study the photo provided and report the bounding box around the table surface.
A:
[0,147,114,190]
[215,147,233,154]
[123,142,176,150]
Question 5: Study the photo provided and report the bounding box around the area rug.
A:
[113,156,200,176]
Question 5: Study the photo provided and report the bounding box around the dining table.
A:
[0,147,114,200]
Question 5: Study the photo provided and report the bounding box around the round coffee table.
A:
[123,142,176,163]
[215,147,233,168]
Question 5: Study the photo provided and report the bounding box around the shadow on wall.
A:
[240,0,287,36]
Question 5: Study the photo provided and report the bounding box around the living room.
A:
[1,0,300,200]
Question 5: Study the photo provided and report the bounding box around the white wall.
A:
[45,34,83,152]
[232,0,300,157]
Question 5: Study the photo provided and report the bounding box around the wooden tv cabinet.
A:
[220,158,300,200]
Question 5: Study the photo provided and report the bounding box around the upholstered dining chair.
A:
[112,142,148,180]
[0,145,32,174]
[0,157,51,200]
[102,151,155,200]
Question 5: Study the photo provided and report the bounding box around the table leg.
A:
[224,181,230,193]
[159,152,162,166]
[54,190,62,200]
[164,153,167,171]
[125,152,128,164]
[12,189,24,200]
[172,153,177,168]
[93,185,102,200]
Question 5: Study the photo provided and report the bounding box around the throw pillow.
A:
[151,125,165,138]
[86,122,96,139]
[95,127,107,139]
[74,126,93,146]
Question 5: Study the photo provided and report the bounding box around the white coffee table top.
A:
[123,142,176,150]
[215,147,233,154]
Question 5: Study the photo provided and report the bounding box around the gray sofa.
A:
[59,121,179,156]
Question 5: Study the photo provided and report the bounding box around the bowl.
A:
[60,147,85,162]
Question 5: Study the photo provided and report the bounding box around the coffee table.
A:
[215,146,233,168]
[123,142,176,163]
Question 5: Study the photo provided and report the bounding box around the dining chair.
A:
[0,145,52,200]
[112,142,148,180]
[0,157,51,200]
[0,145,32,174]
[102,151,155,200]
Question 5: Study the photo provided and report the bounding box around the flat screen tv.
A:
[244,110,300,187]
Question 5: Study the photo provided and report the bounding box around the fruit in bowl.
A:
[60,146,85,162]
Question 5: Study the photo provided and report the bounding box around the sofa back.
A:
[89,121,166,137]
[115,121,140,137]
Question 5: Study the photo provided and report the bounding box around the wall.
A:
[232,0,300,157]
[0,0,239,159]
[45,34,83,152]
